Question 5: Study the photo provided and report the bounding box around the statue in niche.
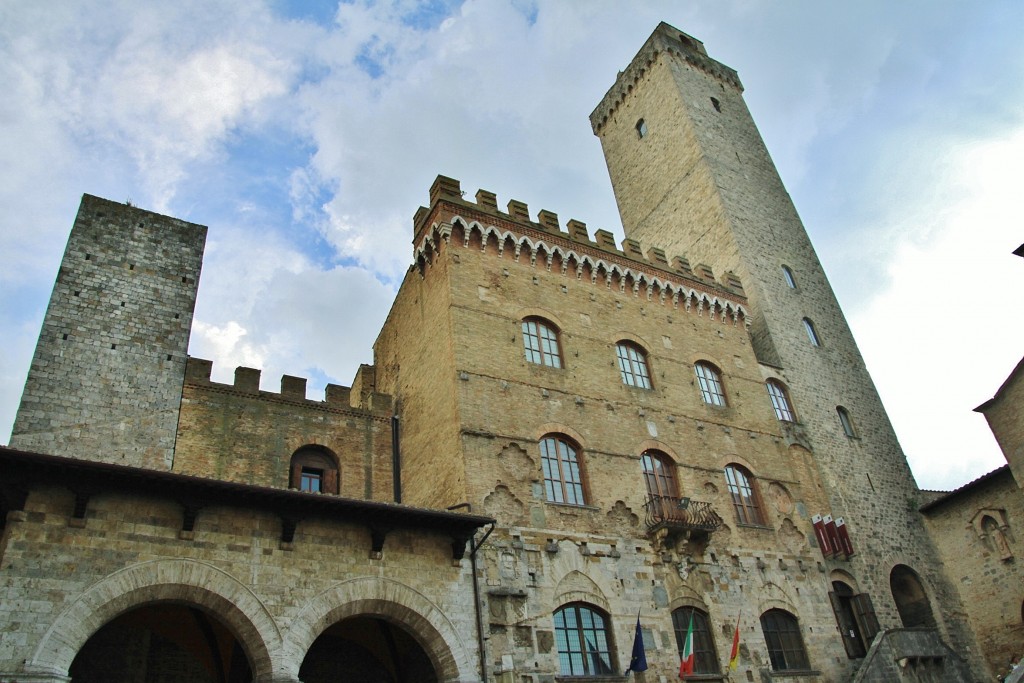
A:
[982,515,1013,560]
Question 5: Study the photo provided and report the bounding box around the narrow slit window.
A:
[782,265,796,289]
[802,318,820,346]
[837,406,856,438]
[636,118,648,138]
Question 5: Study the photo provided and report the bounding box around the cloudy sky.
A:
[1,0,1021,491]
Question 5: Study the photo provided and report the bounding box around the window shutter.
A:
[290,461,303,489]
[828,592,863,658]
[323,468,339,495]
[850,594,880,646]
[836,517,855,557]
[824,515,842,555]
[812,515,833,556]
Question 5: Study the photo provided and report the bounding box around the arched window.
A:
[802,318,821,346]
[673,607,720,675]
[540,435,586,505]
[553,603,615,676]
[641,451,678,499]
[837,406,856,437]
[522,317,562,368]
[766,380,796,422]
[289,446,339,494]
[781,265,797,289]
[760,609,810,671]
[636,118,648,138]
[616,342,652,389]
[724,465,764,526]
[641,450,678,524]
[695,362,726,406]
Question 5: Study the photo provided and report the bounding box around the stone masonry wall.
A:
[0,485,479,682]
[10,195,206,470]
[383,181,877,680]
[979,360,1024,490]
[373,255,467,509]
[922,469,1024,678]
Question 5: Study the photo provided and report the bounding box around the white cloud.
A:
[2,0,1023,493]
[852,129,1024,489]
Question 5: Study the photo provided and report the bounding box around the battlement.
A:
[413,175,746,303]
[184,357,393,415]
[590,22,742,134]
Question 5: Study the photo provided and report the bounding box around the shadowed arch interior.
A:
[69,602,253,683]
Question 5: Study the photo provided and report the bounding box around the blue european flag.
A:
[625,615,648,674]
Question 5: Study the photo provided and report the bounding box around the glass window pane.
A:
[523,319,562,367]
[541,436,586,506]
[554,604,613,676]
[767,381,794,422]
[803,318,820,346]
[782,265,796,288]
[617,343,651,389]
[695,363,726,406]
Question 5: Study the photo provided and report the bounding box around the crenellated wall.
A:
[371,174,871,680]
[173,357,395,501]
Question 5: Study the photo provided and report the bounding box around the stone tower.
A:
[591,22,974,651]
[10,195,206,469]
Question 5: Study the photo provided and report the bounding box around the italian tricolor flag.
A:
[678,612,694,676]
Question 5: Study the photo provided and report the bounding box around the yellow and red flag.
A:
[728,613,741,670]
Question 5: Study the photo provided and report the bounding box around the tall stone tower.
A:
[10,195,206,469]
[591,22,971,649]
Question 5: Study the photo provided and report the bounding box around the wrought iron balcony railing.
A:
[643,495,724,535]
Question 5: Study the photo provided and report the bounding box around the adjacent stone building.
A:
[1,21,1008,683]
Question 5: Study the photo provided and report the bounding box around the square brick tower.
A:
[591,21,980,668]
[10,195,206,469]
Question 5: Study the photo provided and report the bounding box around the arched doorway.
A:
[828,580,882,658]
[69,602,252,682]
[300,615,437,683]
[890,565,937,628]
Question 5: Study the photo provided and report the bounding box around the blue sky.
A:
[1,0,1022,490]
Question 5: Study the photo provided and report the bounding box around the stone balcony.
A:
[644,495,724,548]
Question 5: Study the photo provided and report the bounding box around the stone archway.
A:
[25,559,280,681]
[300,615,438,683]
[889,564,937,628]
[287,577,474,683]
[69,602,253,682]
